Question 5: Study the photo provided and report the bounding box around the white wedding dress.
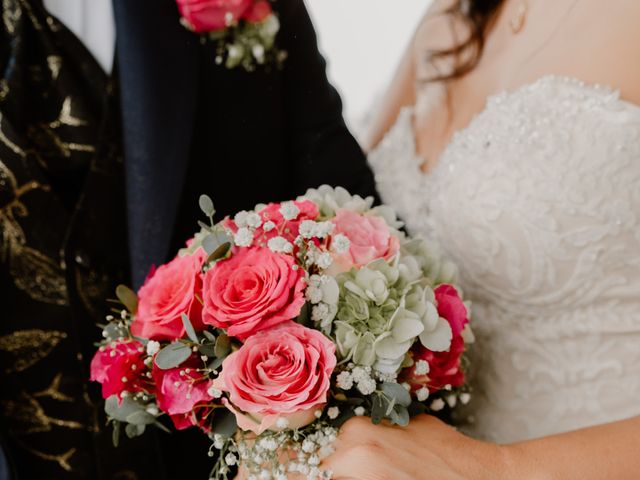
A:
[368,75,640,444]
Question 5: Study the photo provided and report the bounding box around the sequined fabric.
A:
[369,75,640,443]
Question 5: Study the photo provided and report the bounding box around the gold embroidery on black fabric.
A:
[0,114,26,157]
[46,55,62,81]
[0,159,69,304]
[2,0,21,35]
[16,440,77,472]
[3,392,85,434]
[0,329,67,373]
[33,372,73,402]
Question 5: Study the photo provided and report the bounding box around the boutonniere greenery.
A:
[176,0,286,70]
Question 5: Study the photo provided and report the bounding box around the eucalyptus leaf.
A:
[181,313,199,343]
[198,220,213,232]
[371,395,386,425]
[125,422,146,438]
[208,356,225,371]
[155,342,192,370]
[199,194,215,217]
[198,343,217,358]
[202,230,233,256]
[153,419,171,434]
[214,334,231,358]
[112,420,120,447]
[202,330,216,342]
[206,242,231,264]
[390,404,410,426]
[211,408,238,438]
[126,410,155,426]
[381,382,412,408]
[105,396,143,422]
[115,284,138,314]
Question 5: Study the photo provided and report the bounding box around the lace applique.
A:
[369,75,640,443]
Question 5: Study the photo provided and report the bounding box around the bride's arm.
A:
[322,414,640,479]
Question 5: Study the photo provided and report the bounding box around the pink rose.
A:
[176,0,252,33]
[330,209,400,273]
[202,247,305,339]
[131,251,205,342]
[153,356,215,431]
[401,285,469,393]
[90,339,150,400]
[214,322,336,434]
[243,0,272,23]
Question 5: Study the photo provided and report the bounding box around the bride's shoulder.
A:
[563,0,640,105]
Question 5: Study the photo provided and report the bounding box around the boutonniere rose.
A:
[175,0,286,70]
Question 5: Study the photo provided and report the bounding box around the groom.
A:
[0,0,376,479]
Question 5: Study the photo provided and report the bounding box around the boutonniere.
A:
[176,0,286,71]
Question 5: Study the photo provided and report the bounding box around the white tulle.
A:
[368,75,640,443]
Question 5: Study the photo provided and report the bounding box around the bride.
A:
[322,0,640,477]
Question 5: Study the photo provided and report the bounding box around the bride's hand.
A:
[321,414,511,480]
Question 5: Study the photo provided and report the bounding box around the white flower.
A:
[306,285,323,304]
[234,227,254,247]
[336,371,353,390]
[354,406,365,416]
[350,366,370,384]
[414,360,430,376]
[311,303,330,322]
[279,202,300,221]
[245,212,262,228]
[225,453,238,466]
[356,377,376,396]
[227,44,243,60]
[327,407,340,419]
[263,220,276,232]
[430,398,446,412]
[145,404,159,416]
[213,434,225,449]
[146,340,160,356]
[416,387,430,402]
[446,394,457,408]
[315,252,333,270]
[207,386,223,399]
[234,211,249,227]
[459,393,471,405]
[275,417,289,429]
[299,220,318,238]
[314,221,335,239]
[252,44,265,62]
[267,236,293,254]
[302,439,316,453]
[330,234,350,254]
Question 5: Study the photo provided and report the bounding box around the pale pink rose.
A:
[330,209,400,273]
[152,356,216,431]
[213,322,336,434]
[176,0,252,33]
[201,247,305,340]
[131,251,206,341]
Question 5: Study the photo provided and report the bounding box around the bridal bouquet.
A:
[90,186,474,479]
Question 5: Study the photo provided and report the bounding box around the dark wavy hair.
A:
[431,0,505,81]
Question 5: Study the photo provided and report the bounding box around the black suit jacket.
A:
[113,0,379,288]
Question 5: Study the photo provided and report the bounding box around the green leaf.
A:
[198,220,213,232]
[208,356,225,371]
[214,334,231,358]
[371,395,386,425]
[202,330,216,342]
[380,382,412,408]
[211,408,237,438]
[155,342,192,370]
[126,410,155,426]
[115,284,138,314]
[198,343,217,358]
[112,420,121,447]
[199,194,215,217]
[105,396,142,422]
[206,242,231,264]
[125,422,146,438]
[295,302,310,326]
[153,419,171,434]
[181,313,198,343]
[390,404,410,427]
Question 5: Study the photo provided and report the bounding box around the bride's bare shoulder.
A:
[562,0,640,104]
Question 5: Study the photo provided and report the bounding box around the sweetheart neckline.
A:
[408,74,640,176]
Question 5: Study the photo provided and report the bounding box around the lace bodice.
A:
[368,75,640,443]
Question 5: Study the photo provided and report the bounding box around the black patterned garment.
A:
[0,1,165,478]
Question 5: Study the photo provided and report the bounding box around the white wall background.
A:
[306,0,431,134]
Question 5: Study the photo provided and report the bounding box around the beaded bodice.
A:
[369,75,640,443]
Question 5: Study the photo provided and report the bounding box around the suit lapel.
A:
[113,0,199,287]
